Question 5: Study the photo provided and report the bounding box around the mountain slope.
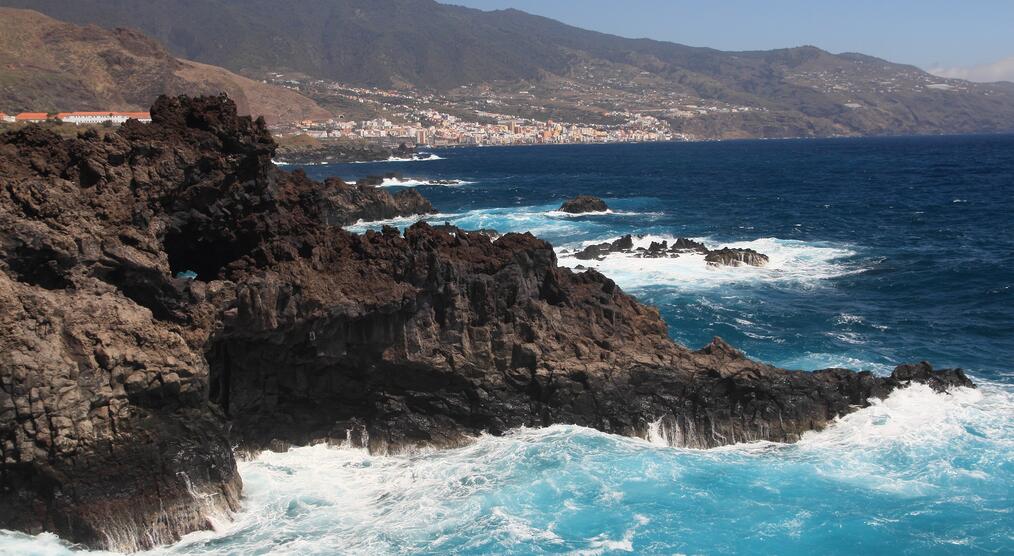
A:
[7,0,1014,137]
[0,8,331,124]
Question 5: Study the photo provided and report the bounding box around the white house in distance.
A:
[56,111,151,125]
[0,112,14,123]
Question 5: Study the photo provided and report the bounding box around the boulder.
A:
[574,234,633,260]
[705,247,770,267]
[559,195,608,213]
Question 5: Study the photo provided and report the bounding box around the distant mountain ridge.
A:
[6,0,1014,137]
[0,8,331,124]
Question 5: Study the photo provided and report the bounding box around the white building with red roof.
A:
[15,112,49,122]
[56,111,151,125]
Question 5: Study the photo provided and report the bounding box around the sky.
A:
[441,0,1014,82]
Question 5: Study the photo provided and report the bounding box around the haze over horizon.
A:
[444,0,1014,83]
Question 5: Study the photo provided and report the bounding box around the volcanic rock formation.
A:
[572,236,766,266]
[275,138,417,165]
[0,95,973,550]
[320,177,433,226]
[573,234,635,260]
[559,195,608,213]
[705,247,770,267]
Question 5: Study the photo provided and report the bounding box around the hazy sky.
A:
[442,0,1014,82]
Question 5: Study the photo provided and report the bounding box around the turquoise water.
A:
[6,136,1013,554]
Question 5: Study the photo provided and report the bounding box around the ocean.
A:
[7,136,1013,555]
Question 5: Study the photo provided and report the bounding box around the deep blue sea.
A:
[8,136,1013,555]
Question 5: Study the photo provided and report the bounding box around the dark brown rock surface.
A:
[0,95,974,550]
[560,195,608,213]
[705,247,770,267]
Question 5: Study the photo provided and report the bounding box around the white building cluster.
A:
[282,109,674,147]
[0,111,152,125]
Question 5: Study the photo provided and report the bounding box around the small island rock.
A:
[560,195,608,213]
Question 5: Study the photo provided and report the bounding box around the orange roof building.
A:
[16,112,49,122]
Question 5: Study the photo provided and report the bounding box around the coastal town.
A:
[0,102,677,147]
[276,109,677,147]
[0,103,677,148]
[262,73,691,146]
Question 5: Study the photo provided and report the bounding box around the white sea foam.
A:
[544,209,616,217]
[343,212,461,233]
[796,381,1011,495]
[776,352,894,373]
[272,159,327,166]
[834,313,865,325]
[275,153,445,166]
[557,234,860,290]
[374,178,473,187]
[447,207,597,237]
[797,383,990,451]
[342,205,596,236]
[377,177,430,187]
[349,153,445,163]
[2,378,1009,554]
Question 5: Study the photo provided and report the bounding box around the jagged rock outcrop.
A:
[320,177,433,226]
[571,236,763,264]
[636,237,710,259]
[574,234,634,260]
[560,195,608,213]
[0,95,974,550]
[0,94,430,550]
[275,138,416,164]
[705,247,770,267]
[0,275,240,551]
[432,222,500,239]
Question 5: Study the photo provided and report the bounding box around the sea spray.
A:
[5,382,1006,555]
[556,235,860,290]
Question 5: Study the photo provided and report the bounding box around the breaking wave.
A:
[349,153,445,163]
[543,209,617,217]
[343,212,461,233]
[373,178,473,187]
[556,234,860,290]
[5,379,1007,554]
[273,153,444,167]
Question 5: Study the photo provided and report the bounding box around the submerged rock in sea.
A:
[574,234,634,259]
[705,247,770,267]
[574,236,755,263]
[0,95,974,550]
[560,195,608,213]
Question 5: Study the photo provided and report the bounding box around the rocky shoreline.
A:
[274,138,417,165]
[569,234,771,267]
[0,95,974,550]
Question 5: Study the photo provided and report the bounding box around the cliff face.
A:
[0,95,434,549]
[0,95,973,550]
